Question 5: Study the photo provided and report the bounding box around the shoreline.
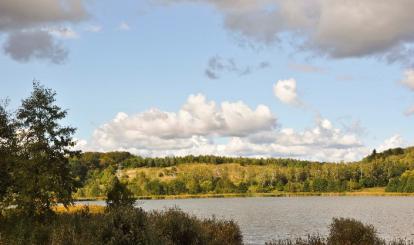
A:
[74,190,414,201]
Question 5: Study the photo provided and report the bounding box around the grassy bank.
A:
[74,187,414,201]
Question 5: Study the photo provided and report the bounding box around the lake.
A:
[80,196,414,245]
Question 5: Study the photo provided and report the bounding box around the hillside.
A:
[70,147,414,198]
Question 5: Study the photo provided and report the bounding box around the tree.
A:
[13,82,79,216]
[106,177,136,209]
[0,101,17,211]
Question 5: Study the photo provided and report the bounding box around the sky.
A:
[1,0,414,162]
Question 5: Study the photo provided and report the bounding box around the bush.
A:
[101,207,150,244]
[266,218,414,245]
[106,177,136,209]
[0,206,242,245]
[327,218,382,245]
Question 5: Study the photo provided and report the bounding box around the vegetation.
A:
[267,218,413,245]
[72,147,414,198]
[0,82,243,245]
[0,206,242,245]
[0,82,79,217]
[1,82,414,244]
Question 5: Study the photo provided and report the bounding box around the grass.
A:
[53,205,105,214]
[74,187,414,201]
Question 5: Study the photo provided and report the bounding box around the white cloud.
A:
[86,94,275,151]
[377,134,405,152]
[164,0,414,64]
[78,93,368,162]
[119,21,131,31]
[273,78,301,106]
[400,69,414,91]
[46,26,79,39]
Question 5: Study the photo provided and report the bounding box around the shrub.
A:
[106,177,136,209]
[327,217,382,245]
[0,206,242,245]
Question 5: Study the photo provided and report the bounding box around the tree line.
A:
[73,147,414,197]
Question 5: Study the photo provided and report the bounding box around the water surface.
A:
[81,196,414,244]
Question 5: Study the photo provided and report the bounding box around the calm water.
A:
[80,197,414,244]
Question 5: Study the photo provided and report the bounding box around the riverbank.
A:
[74,187,414,201]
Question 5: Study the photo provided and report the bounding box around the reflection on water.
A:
[78,196,414,245]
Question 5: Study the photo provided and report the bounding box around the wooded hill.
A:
[71,147,414,197]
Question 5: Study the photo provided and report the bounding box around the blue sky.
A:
[1,0,414,161]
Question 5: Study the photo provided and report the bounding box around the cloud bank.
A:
[163,0,414,65]
[79,93,369,162]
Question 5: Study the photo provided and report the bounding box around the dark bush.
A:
[266,218,414,245]
[101,207,150,245]
[327,217,382,245]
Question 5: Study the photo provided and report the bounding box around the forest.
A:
[72,147,414,198]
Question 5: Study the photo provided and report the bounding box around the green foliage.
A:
[69,146,414,196]
[327,218,381,245]
[70,146,414,197]
[266,218,413,245]
[0,207,243,245]
[0,82,79,217]
[106,177,136,209]
[0,101,17,211]
[386,170,414,192]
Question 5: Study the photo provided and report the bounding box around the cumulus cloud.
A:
[163,0,414,64]
[377,134,406,152]
[78,93,369,162]
[87,94,275,150]
[273,79,301,106]
[400,69,414,91]
[205,55,270,79]
[3,30,68,64]
[0,0,88,63]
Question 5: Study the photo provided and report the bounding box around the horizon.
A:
[1,0,414,162]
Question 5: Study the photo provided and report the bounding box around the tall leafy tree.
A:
[14,82,79,216]
[0,101,17,211]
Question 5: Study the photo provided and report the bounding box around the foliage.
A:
[386,170,414,192]
[106,177,136,209]
[0,82,79,217]
[327,217,381,245]
[73,146,414,197]
[0,206,242,245]
[266,218,413,245]
[0,101,17,211]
